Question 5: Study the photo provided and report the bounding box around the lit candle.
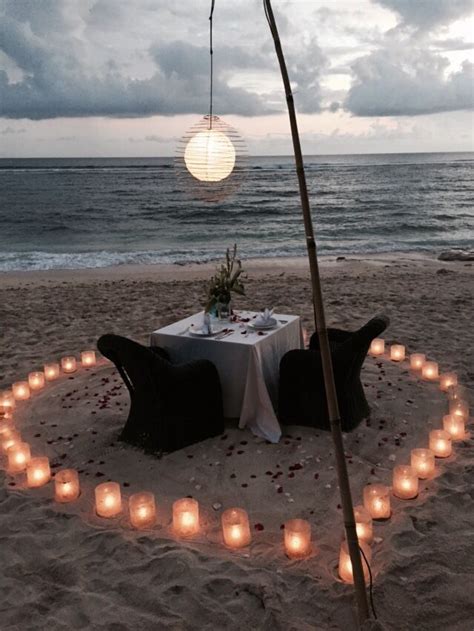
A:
[410,448,435,479]
[95,482,122,518]
[369,338,385,357]
[363,484,391,520]
[443,414,466,441]
[390,344,405,361]
[439,373,457,392]
[0,389,15,413]
[129,492,156,529]
[0,418,14,439]
[422,361,439,381]
[54,469,80,503]
[392,465,419,499]
[7,442,31,473]
[339,540,371,584]
[61,356,77,373]
[44,362,60,381]
[353,505,373,543]
[283,518,312,559]
[429,429,452,458]
[27,457,51,488]
[173,498,200,537]
[449,400,469,421]
[81,350,96,367]
[410,353,425,371]
[12,381,30,401]
[221,507,251,549]
[1,428,21,454]
[447,384,467,402]
[28,371,45,391]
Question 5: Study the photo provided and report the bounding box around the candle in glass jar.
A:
[81,350,96,367]
[54,469,80,502]
[1,428,21,454]
[449,400,469,421]
[443,414,466,441]
[447,384,468,402]
[129,492,156,528]
[410,353,425,371]
[390,345,405,361]
[0,389,15,413]
[7,442,31,473]
[353,505,373,543]
[27,457,51,488]
[339,540,372,584]
[429,430,452,458]
[284,518,312,558]
[392,465,419,499]
[439,373,457,392]
[28,371,45,391]
[221,507,251,549]
[12,381,30,401]
[369,338,385,357]
[95,482,122,518]
[0,418,14,440]
[44,363,60,381]
[410,448,435,479]
[422,361,438,381]
[173,498,199,537]
[363,484,391,519]
[61,356,77,373]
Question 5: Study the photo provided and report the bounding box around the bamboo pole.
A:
[263,1,370,625]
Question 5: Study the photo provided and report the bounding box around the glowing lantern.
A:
[28,372,45,391]
[129,492,156,529]
[44,363,60,381]
[284,518,312,558]
[410,353,425,371]
[392,465,418,499]
[339,540,371,584]
[369,338,384,357]
[353,505,373,543]
[12,381,30,401]
[221,507,252,549]
[410,448,435,479]
[95,482,122,518]
[363,484,391,520]
[81,351,96,367]
[173,498,200,537]
[390,345,405,361]
[7,442,31,473]
[429,430,452,458]
[55,469,80,503]
[27,457,51,488]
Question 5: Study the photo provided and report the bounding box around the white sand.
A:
[1,255,473,630]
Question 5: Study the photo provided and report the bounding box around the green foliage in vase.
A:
[206,244,245,312]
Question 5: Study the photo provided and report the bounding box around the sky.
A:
[0,0,473,157]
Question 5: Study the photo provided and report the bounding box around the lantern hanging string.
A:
[209,0,215,129]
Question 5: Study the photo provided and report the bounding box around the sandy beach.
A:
[1,254,473,630]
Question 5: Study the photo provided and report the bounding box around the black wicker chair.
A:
[278,315,389,432]
[97,334,224,453]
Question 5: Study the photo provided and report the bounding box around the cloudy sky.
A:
[0,0,473,157]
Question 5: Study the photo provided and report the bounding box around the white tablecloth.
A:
[150,311,303,443]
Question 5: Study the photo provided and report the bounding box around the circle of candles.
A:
[439,373,457,392]
[173,498,200,537]
[12,381,30,401]
[284,518,312,558]
[28,371,45,391]
[1,428,21,454]
[449,400,469,421]
[363,484,391,520]
[369,338,384,357]
[422,361,439,381]
[221,507,251,549]
[390,344,405,362]
[44,363,60,381]
[339,540,372,584]
[410,353,425,371]
[410,448,435,479]
[353,505,373,543]
[61,356,77,374]
[0,389,16,412]
[81,350,97,367]
[443,414,465,441]
[54,469,80,503]
[95,482,122,518]
[129,492,156,529]
[7,442,31,473]
[392,465,419,499]
[27,457,51,488]
[429,429,452,458]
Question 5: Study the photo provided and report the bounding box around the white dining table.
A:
[150,311,303,443]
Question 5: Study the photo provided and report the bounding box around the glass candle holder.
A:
[410,448,435,479]
[54,469,80,503]
[390,345,405,361]
[28,371,45,391]
[443,414,466,441]
[0,389,16,412]
[429,430,452,458]
[44,363,60,381]
[422,361,439,381]
[95,482,122,518]
[7,442,31,473]
[81,350,96,367]
[410,353,425,371]
[439,373,457,392]
[12,381,30,401]
[173,498,200,537]
[353,505,373,543]
[392,465,418,499]
[338,540,372,584]
[27,457,51,488]
[449,400,469,421]
[61,356,77,373]
[363,484,391,520]
[129,492,156,529]
[0,419,14,440]
[284,518,312,559]
[221,507,251,549]
[369,338,385,357]
[447,384,468,402]
[1,429,22,454]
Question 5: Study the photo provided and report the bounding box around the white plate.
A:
[188,328,226,338]
[248,318,278,330]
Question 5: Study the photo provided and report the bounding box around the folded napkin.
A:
[202,313,212,335]
[254,308,274,326]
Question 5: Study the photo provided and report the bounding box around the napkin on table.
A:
[254,308,274,326]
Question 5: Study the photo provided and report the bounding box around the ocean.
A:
[0,153,472,271]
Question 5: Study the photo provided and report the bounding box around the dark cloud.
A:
[374,0,473,31]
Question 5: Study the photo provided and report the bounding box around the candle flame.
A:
[104,494,115,508]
